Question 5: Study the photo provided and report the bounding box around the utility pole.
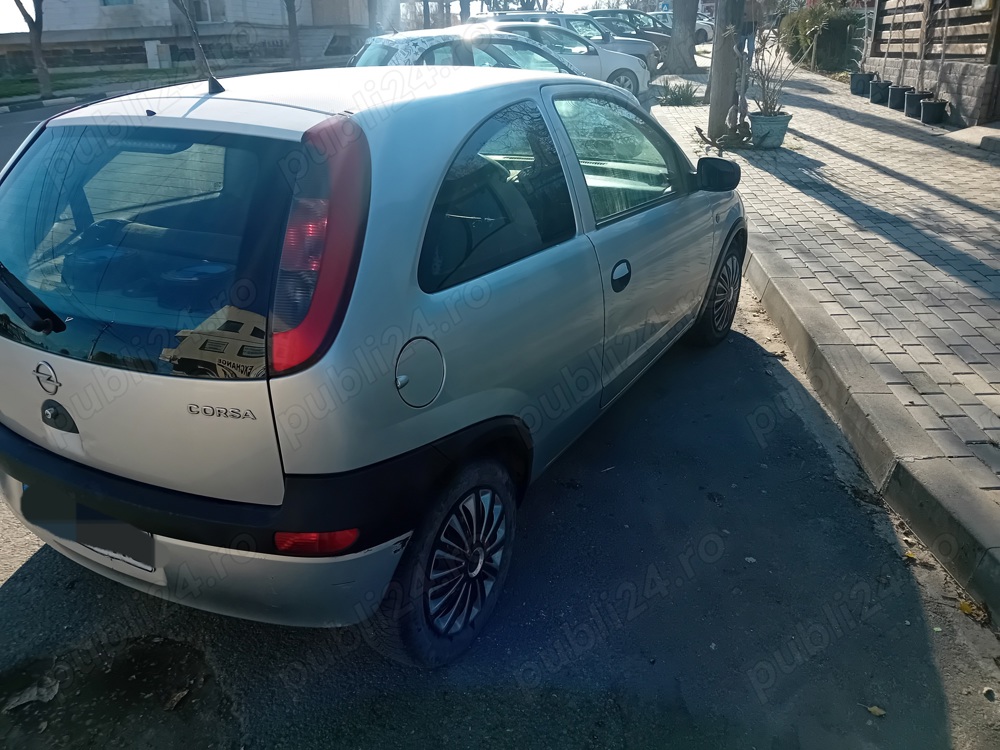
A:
[707,0,745,139]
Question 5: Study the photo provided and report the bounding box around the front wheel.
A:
[369,459,518,667]
[696,29,709,45]
[608,68,639,94]
[685,238,744,347]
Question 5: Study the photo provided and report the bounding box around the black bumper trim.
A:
[0,417,531,555]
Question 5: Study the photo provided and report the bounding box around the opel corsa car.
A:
[0,67,744,667]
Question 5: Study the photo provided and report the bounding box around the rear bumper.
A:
[1,472,408,627]
[0,414,530,626]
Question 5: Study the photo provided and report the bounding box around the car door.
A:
[545,87,716,406]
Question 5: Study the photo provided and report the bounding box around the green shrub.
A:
[779,11,803,59]
[660,81,700,106]
[779,4,862,70]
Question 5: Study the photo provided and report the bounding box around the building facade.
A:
[0,1,399,73]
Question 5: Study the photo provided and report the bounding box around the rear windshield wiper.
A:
[0,261,66,334]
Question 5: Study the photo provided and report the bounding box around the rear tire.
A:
[685,237,744,347]
[696,29,709,45]
[367,459,517,667]
[608,68,640,94]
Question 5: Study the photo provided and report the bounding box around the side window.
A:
[474,40,565,73]
[569,18,604,40]
[538,28,589,57]
[418,101,576,293]
[418,43,459,65]
[554,97,682,224]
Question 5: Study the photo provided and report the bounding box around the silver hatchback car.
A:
[0,67,744,666]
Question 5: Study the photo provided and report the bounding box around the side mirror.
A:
[697,157,741,192]
[602,30,612,42]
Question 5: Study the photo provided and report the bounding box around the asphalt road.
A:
[0,107,999,748]
[0,104,67,164]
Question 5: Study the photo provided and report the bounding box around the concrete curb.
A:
[0,94,107,115]
[744,234,1000,616]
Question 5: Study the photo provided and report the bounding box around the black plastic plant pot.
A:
[888,85,913,110]
[904,90,932,118]
[869,80,892,105]
[851,72,876,96]
[920,99,948,125]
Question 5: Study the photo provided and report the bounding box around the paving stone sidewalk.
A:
[653,67,1000,500]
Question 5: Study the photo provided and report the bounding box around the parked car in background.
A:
[349,27,583,78]
[587,8,674,35]
[651,11,714,44]
[0,65,745,667]
[468,11,660,72]
[486,21,650,100]
[586,11,672,71]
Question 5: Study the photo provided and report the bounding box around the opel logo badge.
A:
[33,362,61,395]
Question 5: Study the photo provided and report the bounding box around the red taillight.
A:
[274,529,360,556]
[270,116,372,375]
[280,199,328,272]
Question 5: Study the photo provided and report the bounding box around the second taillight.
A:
[269,116,371,375]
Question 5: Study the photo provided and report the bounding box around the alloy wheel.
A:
[712,254,741,333]
[426,487,507,636]
[612,73,636,92]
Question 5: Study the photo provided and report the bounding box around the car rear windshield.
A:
[0,124,297,379]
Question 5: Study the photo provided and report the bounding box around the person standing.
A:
[738,0,763,65]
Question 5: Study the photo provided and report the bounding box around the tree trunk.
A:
[460,0,472,21]
[28,23,51,98]
[708,0,745,139]
[284,0,300,66]
[368,0,379,32]
[13,0,51,98]
[661,0,699,74]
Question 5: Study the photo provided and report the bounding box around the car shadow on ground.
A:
[0,326,954,749]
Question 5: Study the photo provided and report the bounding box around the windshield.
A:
[0,125,296,378]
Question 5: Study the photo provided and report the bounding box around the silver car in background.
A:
[349,26,584,76]
[486,21,650,102]
[0,66,744,667]
[469,10,661,72]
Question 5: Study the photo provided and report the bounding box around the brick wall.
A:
[879,58,998,127]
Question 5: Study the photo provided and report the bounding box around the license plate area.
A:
[20,485,155,571]
[77,505,155,572]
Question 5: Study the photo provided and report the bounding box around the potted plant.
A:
[904,0,933,116]
[888,13,913,111]
[748,10,816,149]
[921,0,950,124]
[870,5,895,105]
[850,4,876,96]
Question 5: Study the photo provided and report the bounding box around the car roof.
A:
[370,24,523,42]
[49,66,584,142]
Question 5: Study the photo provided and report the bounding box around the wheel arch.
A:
[694,217,747,323]
[432,416,534,503]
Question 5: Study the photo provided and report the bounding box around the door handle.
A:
[611,260,631,293]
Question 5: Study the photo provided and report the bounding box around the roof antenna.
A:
[175,0,225,95]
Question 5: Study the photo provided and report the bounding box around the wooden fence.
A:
[872,0,1000,63]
